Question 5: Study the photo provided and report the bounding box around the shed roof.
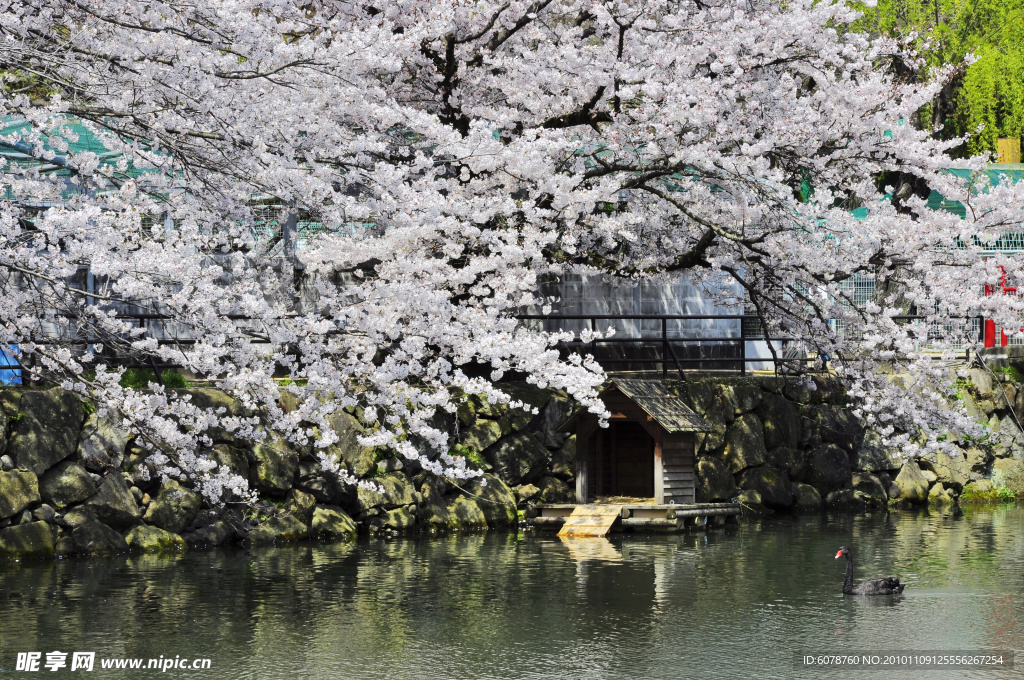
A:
[560,379,711,433]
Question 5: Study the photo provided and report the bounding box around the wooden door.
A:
[610,422,654,498]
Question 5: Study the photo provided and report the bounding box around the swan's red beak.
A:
[835,550,843,559]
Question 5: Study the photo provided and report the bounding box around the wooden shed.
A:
[560,380,711,505]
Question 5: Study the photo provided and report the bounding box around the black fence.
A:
[517,313,981,378]
[0,311,983,386]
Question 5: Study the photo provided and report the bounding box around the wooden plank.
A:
[663,472,695,481]
[621,517,682,529]
[558,504,624,538]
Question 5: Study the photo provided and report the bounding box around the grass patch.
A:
[960,486,1016,503]
[992,365,1024,383]
[119,368,189,389]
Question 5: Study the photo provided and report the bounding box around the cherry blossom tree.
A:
[1,0,1022,501]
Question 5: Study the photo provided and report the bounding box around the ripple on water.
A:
[0,507,1021,679]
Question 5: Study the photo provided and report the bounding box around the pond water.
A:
[1,506,1022,679]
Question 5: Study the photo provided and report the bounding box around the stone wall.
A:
[0,385,571,561]
[673,372,1024,513]
[1,369,1021,561]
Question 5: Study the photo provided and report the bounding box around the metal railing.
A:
[1,310,993,385]
[517,313,985,378]
[517,313,807,377]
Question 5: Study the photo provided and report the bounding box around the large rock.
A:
[0,521,54,559]
[735,489,769,514]
[324,410,377,478]
[846,472,888,508]
[853,430,905,472]
[993,417,1023,457]
[791,482,822,510]
[737,465,792,509]
[463,474,517,526]
[284,488,316,523]
[535,475,574,505]
[39,461,96,509]
[249,435,299,494]
[0,409,9,458]
[418,480,454,530]
[375,506,417,532]
[499,383,553,433]
[356,473,417,512]
[992,458,1024,497]
[528,392,573,449]
[806,444,851,495]
[59,507,128,555]
[722,413,767,473]
[295,458,352,506]
[783,375,839,404]
[928,482,956,507]
[142,480,200,534]
[7,389,84,475]
[0,469,39,519]
[310,505,358,542]
[183,521,235,548]
[755,394,801,450]
[77,413,130,472]
[920,450,970,490]
[460,419,502,454]
[695,455,738,502]
[683,381,734,427]
[550,436,575,480]
[484,432,549,485]
[893,459,930,503]
[765,446,807,481]
[84,473,142,530]
[805,405,863,451]
[123,525,186,554]
[446,495,488,530]
[966,446,992,472]
[967,369,993,398]
[176,388,247,442]
[720,383,763,415]
[209,444,250,481]
[248,513,308,544]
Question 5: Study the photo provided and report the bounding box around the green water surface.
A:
[1,506,1022,679]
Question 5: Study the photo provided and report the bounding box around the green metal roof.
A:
[0,116,146,178]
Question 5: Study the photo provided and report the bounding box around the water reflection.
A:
[0,507,1021,679]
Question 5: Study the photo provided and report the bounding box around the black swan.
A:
[835,546,905,595]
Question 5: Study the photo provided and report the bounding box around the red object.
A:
[983,266,1020,348]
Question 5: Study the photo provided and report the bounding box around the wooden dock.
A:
[533,501,740,534]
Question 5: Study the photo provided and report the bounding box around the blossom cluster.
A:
[1,0,1022,499]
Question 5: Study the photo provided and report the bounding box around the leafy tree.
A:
[855,0,1024,155]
